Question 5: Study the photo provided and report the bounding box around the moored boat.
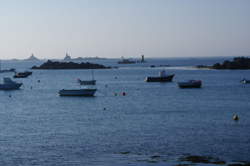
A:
[178,80,202,88]
[77,70,96,85]
[14,71,32,78]
[241,79,250,84]
[59,88,97,97]
[145,70,174,82]
[0,77,22,90]
[77,79,96,85]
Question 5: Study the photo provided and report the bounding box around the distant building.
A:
[26,54,40,61]
[141,55,145,63]
[64,53,72,61]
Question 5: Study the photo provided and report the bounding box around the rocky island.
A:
[31,60,111,69]
[196,57,250,70]
[212,57,250,69]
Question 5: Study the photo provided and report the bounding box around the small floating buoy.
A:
[30,86,33,89]
[37,80,40,83]
[105,84,108,88]
[122,92,126,96]
[233,114,239,121]
[9,95,11,98]
[114,76,118,79]
[103,107,106,110]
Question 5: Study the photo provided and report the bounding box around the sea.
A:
[0,57,249,166]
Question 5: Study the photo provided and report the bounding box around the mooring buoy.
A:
[233,114,239,121]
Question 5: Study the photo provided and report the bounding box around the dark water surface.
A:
[0,58,249,165]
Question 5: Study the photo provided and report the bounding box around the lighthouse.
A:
[141,55,145,63]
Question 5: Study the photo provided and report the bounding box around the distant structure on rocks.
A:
[64,53,72,61]
[26,53,40,61]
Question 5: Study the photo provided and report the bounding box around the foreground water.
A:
[0,58,250,165]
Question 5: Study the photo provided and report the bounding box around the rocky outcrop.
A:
[212,57,250,69]
[31,60,111,69]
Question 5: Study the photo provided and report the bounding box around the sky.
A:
[0,0,250,59]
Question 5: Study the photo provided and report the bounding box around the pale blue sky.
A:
[0,0,249,59]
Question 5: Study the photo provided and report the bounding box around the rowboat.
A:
[178,80,202,88]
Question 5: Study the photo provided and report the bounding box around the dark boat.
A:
[0,77,22,90]
[178,80,202,88]
[77,70,96,85]
[241,79,250,84]
[145,70,174,82]
[78,79,96,85]
[145,74,174,82]
[59,88,97,97]
[14,71,32,78]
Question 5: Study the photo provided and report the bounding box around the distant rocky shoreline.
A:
[196,57,250,70]
[31,60,111,70]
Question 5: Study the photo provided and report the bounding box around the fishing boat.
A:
[241,79,250,84]
[77,70,96,85]
[145,70,174,82]
[0,77,22,90]
[59,88,97,97]
[118,56,136,64]
[178,80,202,88]
[14,71,32,78]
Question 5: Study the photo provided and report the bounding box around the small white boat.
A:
[0,77,22,90]
[59,88,96,97]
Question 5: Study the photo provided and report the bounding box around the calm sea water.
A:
[0,58,249,165]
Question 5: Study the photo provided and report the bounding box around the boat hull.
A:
[78,80,96,85]
[14,72,32,78]
[59,89,97,97]
[0,83,22,90]
[145,74,174,82]
[241,79,250,84]
[178,81,202,88]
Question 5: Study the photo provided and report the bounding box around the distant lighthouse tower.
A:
[141,55,145,63]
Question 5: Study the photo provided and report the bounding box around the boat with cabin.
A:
[145,70,174,82]
[178,80,202,88]
[118,56,136,64]
[0,77,22,90]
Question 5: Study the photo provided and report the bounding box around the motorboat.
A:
[14,71,32,78]
[59,88,97,97]
[0,77,22,90]
[241,79,250,84]
[145,70,174,82]
[178,80,202,88]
